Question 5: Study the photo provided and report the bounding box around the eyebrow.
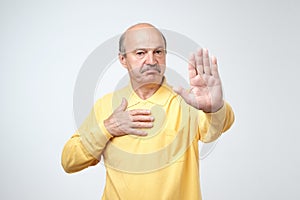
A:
[134,46,165,51]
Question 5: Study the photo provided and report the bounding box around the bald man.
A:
[62,23,234,200]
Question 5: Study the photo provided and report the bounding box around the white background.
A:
[1,0,299,199]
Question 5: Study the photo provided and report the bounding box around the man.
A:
[62,23,234,200]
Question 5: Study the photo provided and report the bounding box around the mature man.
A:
[62,23,234,200]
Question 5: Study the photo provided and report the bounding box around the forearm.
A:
[198,102,235,143]
[61,99,114,173]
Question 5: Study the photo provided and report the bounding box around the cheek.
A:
[161,66,166,74]
[158,57,166,64]
[127,64,142,76]
[128,59,144,69]
[158,59,166,70]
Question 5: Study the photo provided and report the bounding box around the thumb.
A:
[116,97,128,112]
[173,86,192,104]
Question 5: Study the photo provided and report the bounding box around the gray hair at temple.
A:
[118,23,167,56]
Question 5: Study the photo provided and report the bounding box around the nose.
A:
[145,52,157,65]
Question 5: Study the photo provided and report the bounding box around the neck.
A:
[131,77,164,100]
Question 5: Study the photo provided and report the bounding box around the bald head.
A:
[127,23,156,31]
[119,23,166,55]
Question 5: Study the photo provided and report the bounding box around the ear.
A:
[118,53,128,69]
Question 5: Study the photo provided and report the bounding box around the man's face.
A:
[119,27,166,88]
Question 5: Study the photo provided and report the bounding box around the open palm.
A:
[174,48,224,113]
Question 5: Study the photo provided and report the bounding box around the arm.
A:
[174,48,234,142]
[197,102,234,143]
[61,134,99,173]
[61,103,113,173]
[61,97,154,173]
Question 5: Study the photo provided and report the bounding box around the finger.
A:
[129,109,151,116]
[203,48,211,75]
[188,53,197,78]
[131,115,154,122]
[131,122,154,128]
[211,55,220,78]
[115,98,128,112]
[195,48,204,75]
[129,129,148,136]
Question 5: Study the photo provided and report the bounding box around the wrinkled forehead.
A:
[124,27,165,53]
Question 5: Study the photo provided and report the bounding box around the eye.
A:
[136,50,146,58]
[154,49,164,56]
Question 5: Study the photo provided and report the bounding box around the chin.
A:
[136,74,161,84]
[144,75,163,84]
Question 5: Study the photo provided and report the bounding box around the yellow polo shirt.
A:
[62,81,234,200]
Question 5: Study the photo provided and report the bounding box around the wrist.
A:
[103,118,115,137]
[203,100,224,113]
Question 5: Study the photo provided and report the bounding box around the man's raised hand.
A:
[173,48,224,113]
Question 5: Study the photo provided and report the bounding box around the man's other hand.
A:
[104,98,154,137]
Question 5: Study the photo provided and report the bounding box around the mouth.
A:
[143,69,161,74]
